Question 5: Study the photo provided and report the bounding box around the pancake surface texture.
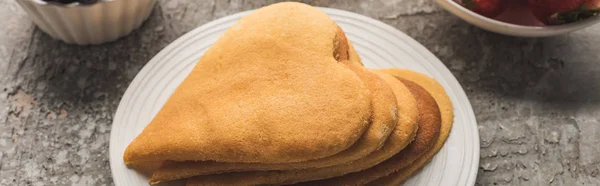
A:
[123,2,373,165]
[186,70,419,186]
[310,72,442,185]
[150,48,397,184]
[370,69,454,185]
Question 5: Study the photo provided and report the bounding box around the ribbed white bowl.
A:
[16,0,158,45]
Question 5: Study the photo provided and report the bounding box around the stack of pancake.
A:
[123,2,453,186]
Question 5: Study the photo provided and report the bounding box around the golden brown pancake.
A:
[347,39,363,66]
[147,26,397,184]
[308,77,441,185]
[185,70,419,186]
[123,2,373,166]
[369,69,454,185]
[126,161,162,177]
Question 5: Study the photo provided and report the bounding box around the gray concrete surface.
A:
[1,0,599,185]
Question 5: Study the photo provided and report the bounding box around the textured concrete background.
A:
[1,0,600,185]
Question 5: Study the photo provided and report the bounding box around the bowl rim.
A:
[24,0,115,7]
[436,0,600,31]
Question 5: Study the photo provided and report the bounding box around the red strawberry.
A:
[528,0,600,24]
[462,0,508,18]
[586,0,600,8]
[528,0,583,22]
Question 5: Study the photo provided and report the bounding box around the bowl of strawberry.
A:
[436,0,600,37]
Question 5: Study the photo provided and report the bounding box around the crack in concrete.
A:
[378,10,442,20]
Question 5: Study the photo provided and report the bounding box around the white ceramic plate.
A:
[109,8,479,186]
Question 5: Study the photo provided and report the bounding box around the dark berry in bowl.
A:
[78,0,98,5]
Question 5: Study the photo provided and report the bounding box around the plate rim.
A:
[109,7,480,186]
